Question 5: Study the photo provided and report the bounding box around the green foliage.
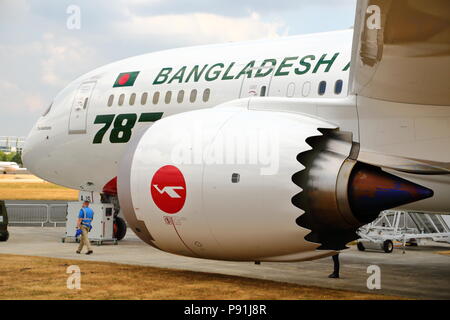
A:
[0,151,22,164]
[11,152,22,165]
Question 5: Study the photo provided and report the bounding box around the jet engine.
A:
[117,104,432,262]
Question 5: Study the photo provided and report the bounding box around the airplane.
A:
[23,0,450,262]
[0,162,21,174]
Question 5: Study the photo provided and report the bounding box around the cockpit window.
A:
[42,103,53,117]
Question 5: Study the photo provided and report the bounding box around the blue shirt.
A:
[78,207,94,227]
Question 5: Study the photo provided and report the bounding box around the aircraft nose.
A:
[22,130,37,171]
[22,126,49,176]
[22,102,55,175]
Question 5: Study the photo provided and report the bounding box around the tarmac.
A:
[1,226,449,299]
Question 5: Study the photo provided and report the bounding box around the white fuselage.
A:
[23,28,450,213]
[20,0,450,264]
[23,30,353,192]
[22,28,450,261]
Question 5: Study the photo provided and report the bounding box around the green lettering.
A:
[313,53,339,73]
[275,57,298,76]
[295,55,315,75]
[255,59,277,78]
[168,66,187,84]
[222,62,236,80]
[153,68,172,85]
[110,113,137,144]
[235,61,255,79]
[205,63,224,81]
[138,112,164,122]
[343,61,350,71]
[93,115,114,144]
[185,65,209,83]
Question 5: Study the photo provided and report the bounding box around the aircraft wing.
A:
[349,0,450,106]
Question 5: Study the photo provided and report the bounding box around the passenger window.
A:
[302,82,311,97]
[107,95,114,107]
[190,89,197,103]
[318,81,327,96]
[177,90,185,103]
[260,86,267,97]
[165,91,172,104]
[118,94,125,106]
[286,83,295,97]
[153,91,160,104]
[334,80,343,95]
[129,93,136,106]
[203,88,210,102]
[141,92,148,105]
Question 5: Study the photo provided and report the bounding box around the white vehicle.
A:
[357,211,450,253]
[23,1,450,262]
[0,162,20,174]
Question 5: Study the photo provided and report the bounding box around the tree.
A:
[11,152,22,165]
[5,153,14,162]
[0,152,22,164]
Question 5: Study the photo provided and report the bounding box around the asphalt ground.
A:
[1,226,449,299]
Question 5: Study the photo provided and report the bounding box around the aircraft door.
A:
[239,62,274,98]
[69,80,97,134]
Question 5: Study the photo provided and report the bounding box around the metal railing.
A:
[5,203,67,226]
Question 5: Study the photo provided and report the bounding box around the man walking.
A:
[76,200,94,255]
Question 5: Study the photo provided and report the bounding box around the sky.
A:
[0,0,357,137]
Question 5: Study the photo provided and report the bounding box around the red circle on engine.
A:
[118,73,130,85]
[150,165,186,214]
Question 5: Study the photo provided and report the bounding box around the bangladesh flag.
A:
[113,71,140,87]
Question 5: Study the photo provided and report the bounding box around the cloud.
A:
[0,0,356,136]
[0,31,102,124]
[0,0,30,21]
[115,11,288,44]
[125,0,356,18]
[39,33,101,86]
[0,80,45,114]
[24,94,46,112]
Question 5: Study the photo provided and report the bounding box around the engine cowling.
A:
[292,128,433,250]
[117,104,433,261]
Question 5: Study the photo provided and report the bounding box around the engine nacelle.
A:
[118,104,433,261]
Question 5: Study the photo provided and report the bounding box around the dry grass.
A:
[436,251,450,256]
[0,254,402,300]
[0,177,78,200]
[0,174,42,181]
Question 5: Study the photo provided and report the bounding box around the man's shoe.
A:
[328,273,339,278]
[86,250,93,255]
[76,251,81,254]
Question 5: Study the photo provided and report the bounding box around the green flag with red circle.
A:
[113,71,140,87]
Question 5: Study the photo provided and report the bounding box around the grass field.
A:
[0,254,402,300]
[0,174,78,200]
[0,174,42,180]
